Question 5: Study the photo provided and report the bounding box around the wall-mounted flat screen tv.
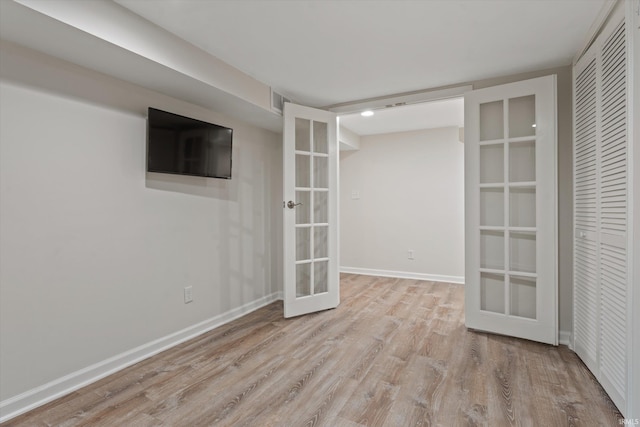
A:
[147,107,233,179]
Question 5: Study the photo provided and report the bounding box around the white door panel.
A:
[465,75,558,345]
[283,103,339,318]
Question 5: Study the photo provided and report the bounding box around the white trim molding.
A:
[325,85,472,115]
[340,266,465,285]
[559,330,573,348]
[0,292,281,423]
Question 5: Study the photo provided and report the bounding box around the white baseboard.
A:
[340,266,465,285]
[559,330,573,348]
[0,292,281,423]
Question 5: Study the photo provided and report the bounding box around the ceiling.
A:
[0,0,606,137]
[340,97,464,136]
[116,0,606,112]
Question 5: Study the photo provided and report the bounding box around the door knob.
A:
[287,201,303,209]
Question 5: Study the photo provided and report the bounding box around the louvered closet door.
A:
[573,13,628,413]
[597,18,627,410]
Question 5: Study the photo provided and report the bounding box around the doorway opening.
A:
[337,97,466,284]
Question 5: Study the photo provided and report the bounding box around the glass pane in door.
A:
[509,95,536,138]
[509,141,536,182]
[314,156,329,189]
[313,121,328,154]
[480,100,504,141]
[314,261,328,294]
[314,191,328,223]
[480,231,504,270]
[296,263,311,297]
[314,226,328,258]
[296,228,310,261]
[480,144,504,183]
[295,118,311,151]
[480,188,504,226]
[510,276,536,319]
[509,232,536,273]
[480,273,505,314]
[295,191,311,224]
[296,154,310,188]
[509,188,536,227]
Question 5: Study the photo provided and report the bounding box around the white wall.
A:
[339,125,360,151]
[0,45,282,409]
[340,127,464,282]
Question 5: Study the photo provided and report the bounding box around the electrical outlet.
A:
[408,249,414,260]
[184,286,193,304]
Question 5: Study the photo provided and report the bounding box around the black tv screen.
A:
[147,107,233,179]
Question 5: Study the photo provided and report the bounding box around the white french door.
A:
[464,75,558,345]
[283,102,339,318]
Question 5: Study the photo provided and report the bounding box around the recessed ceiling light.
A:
[361,110,374,117]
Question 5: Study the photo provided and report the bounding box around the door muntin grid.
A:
[478,95,537,319]
[295,119,330,298]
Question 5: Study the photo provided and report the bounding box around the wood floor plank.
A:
[2,274,623,427]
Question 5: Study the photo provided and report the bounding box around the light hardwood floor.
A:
[3,274,622,426]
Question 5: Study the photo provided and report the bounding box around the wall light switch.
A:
[184,286,193,304]
[351,190,360,200]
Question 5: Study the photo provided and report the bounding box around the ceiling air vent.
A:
[271,89,291,115]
